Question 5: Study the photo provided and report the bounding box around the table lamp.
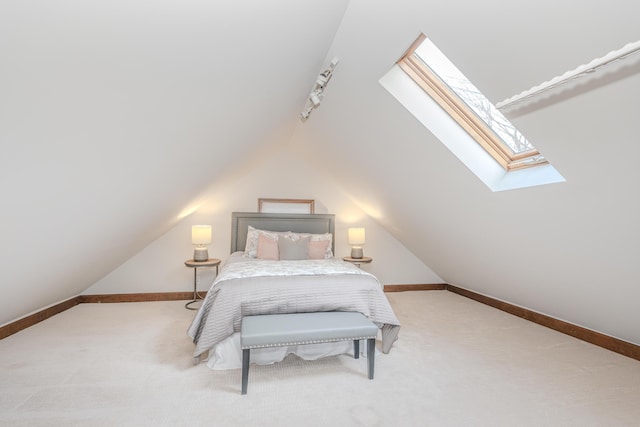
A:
[347,227,365,259]
[192,225,212,261]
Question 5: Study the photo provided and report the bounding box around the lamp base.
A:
[193,247,209,262]
[350,247,363,259]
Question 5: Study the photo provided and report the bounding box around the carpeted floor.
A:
[1,291,639,426]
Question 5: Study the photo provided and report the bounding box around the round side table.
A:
[184,258,221,310]
[342,256,372,268]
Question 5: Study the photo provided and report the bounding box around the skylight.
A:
[380,33,565,191]
[397,34,546,171]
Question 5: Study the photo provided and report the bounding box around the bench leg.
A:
[367,338,375,380]
[242,349,250,395]
[353,339,360,359]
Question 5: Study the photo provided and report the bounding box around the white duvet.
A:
[187,253,401,369]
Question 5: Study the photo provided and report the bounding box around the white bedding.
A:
[206,331,356,370]
[187,252,400,370]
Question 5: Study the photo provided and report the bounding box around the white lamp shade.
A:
[192,225,212,245]
[347,227,366,246]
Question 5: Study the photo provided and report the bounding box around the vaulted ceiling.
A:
[2,1,640,347]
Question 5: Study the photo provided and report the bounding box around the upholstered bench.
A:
[240,311,378,395]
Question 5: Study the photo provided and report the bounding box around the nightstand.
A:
[342,256,372,268]
[184,258,221,310]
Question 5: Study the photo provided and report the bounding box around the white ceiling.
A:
[2,0,640,347]
[291,0,640,344]
[0,0,349,322]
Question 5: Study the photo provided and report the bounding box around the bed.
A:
[187,212,401,370]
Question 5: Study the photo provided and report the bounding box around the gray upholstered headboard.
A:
[230,212,335,254]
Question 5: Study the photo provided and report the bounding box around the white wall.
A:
[285,0,640,347]
[85,145,442,295]
[0,0,350,326]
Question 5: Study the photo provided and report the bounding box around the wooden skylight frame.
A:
[397,34,547,171]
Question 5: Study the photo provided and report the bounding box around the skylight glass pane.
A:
[414,40,538,156]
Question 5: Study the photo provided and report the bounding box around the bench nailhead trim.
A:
[242,335,377,350]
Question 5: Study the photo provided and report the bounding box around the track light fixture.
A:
[309,91,322,107]
[300,57,339,121]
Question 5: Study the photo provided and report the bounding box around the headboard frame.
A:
[230,212,335,254]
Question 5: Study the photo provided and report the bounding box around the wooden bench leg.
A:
[353,339,360,359]
[367,338,375,380]
[242,349,250,395]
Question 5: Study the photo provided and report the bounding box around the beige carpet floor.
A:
[1,291,639,426]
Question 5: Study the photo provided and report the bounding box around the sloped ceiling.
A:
[291,0,640,345]
[2,0,640,349]
[0,0,349,324]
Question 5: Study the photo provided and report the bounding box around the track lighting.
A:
[309,91,322,107]
[316,72,330,88]
[300,57,339,121]
[300,108,312,120]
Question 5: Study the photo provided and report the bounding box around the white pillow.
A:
[286,231,333,259]
[244,227,334,259]
[244,226,284,258]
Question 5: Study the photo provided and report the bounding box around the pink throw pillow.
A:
[308,239,330,259]
[256,233,279,260]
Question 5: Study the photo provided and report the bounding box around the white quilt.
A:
[187,253,401,359]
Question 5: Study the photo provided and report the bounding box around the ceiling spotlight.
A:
[300,108,312,120]
[310,91,322,107]
[316,74,329,88]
